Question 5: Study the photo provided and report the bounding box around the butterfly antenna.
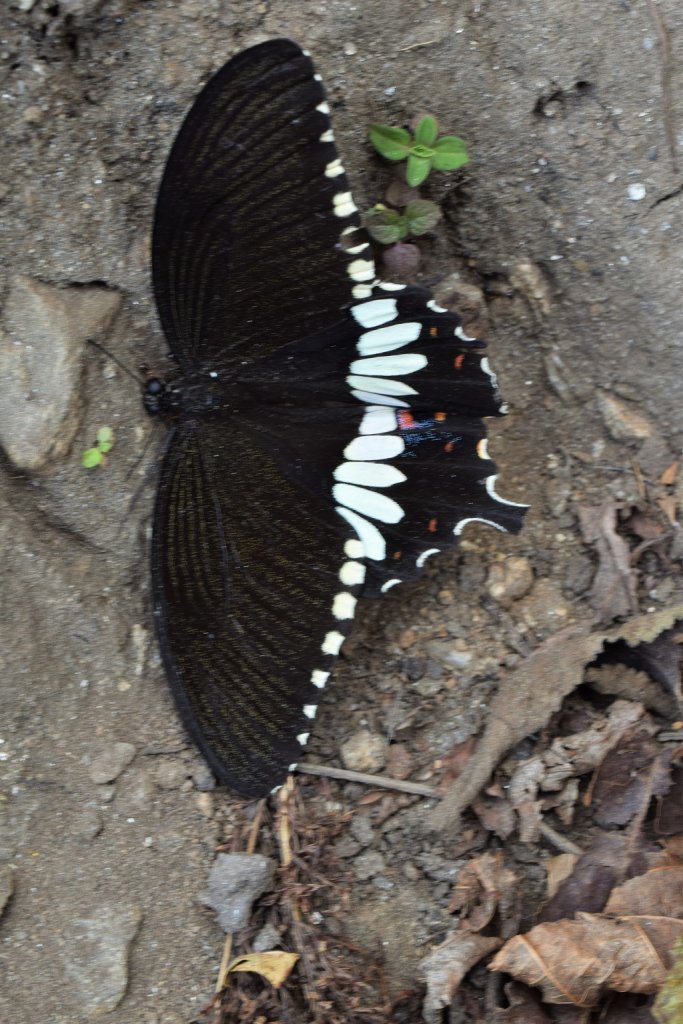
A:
[87,337,145,385]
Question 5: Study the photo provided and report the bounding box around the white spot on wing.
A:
[454,516,507,536]
[344,538,365,558]
[351,389,410,408]
[480,357,497,384]
[336,507,387,560]
[348,258,375,282]
[427,299,448,313]
[332,591,357,619]
[350,353,427,376]
[311,669,330,688]
[477,438,490,460]
[359,406,397,435]
[377,281,405,291]
[345,241,370,255]
[325,158,344,178]
[416,547,440,568]
[357,321,421,355]
[322,631,345,655]
[334,461,406,487]
[316,101,330,114]
[297,732,310,745]
[303,704,318,718]
[333,483,405,524]
[485,475,528,507]
[381,579,401,593]
[352,283,374,299]
[346,375,417,396]
[455,325,477,341]
[333,192,357,217]
[339,560,366,586]
[351,299,398,329]
[344,433,404,460]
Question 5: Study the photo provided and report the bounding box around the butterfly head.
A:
[142,375,185,417]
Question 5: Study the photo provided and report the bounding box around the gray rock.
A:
[63,905,142,1018]
[0,276,120,471]
[88,742,136,784]
[204,853,275,933]
[353,850,386,881]
[340,729,388,773]
[349,814,374,848]
[252,922,282,952]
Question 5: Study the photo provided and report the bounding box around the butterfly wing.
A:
[152,38,370,374]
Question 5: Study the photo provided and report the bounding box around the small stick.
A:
[539,820,583,856]
[297,761,437,797]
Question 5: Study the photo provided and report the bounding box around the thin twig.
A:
[539,820,583,856]
[648,0,678,174]
[297,761,438,797]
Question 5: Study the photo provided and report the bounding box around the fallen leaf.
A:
[578,502,638,622]
[448,851,518,933]
[472,795,516,839]
[420,931,502,1024]
[660,463,680,487]
[658,766,683,837]
[227,950,299,989]
[546,855,579,901]
[605,863,683,917]
[491,981,552,1023]
[429,607,683,834]
[490,914,683,1006]
[593,737,672,827]
[654,932,683,1024]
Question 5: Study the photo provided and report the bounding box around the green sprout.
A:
[82,426,114,469]
[369,114,469,187]
[364,199,442,244]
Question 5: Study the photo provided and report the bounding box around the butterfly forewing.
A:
[149,40,526,798]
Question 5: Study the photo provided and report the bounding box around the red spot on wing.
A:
[444,441,454,453]
[454,354,465,370]
[398,411,415,429]
[428,517,438,533]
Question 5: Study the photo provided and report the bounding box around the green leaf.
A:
[406,153,431,187]
[82,447,103,468]
[405,199,442,236]
[96,426,113,446]
[414,114,439,147]
[98,440,113,454]
[364,206,405,244]
[369,124,412,161]
[431,135,469,171]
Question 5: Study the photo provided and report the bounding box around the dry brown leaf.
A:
[472,795,516,839]
[605,863,683,917]
[593,738,672,828]
[490,913,683,1006]
[420,931,502,1024]
[578,502,638,622]
[227,950,299,989]
[546,855,579,901]
[660,462,680,487]
[448,851,518,932]
[491,981,552,1023]
[430,607,683,834]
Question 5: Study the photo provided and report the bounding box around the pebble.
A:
[516,579,571,633]
[597,390,653,441]
[114,771,157,814]
[72,808,103,841]
[252,922,281,952]
[153,758,188,790]
[353,850,386,880]
[350,814,374,848]
[88,742,136,784]
[63,905,142,1017]
[486,556,534,605]
[627,182,646,201]
[386,743,414,780]
[191,760,216,792]
[340,729,388,773]
[335,835,362,859]
[204,853,275,932]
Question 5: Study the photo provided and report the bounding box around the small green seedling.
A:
[82,426,114,469]
[364,199,442,244]
[369,114,469,187]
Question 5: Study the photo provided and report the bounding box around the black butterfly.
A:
[147,38,526,798]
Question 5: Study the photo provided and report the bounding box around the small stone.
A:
[191,760,216,791]
[486,556,534,606]
[114,771,157,814]
[402,862,421,881]
[89,742,136,784]
[353,850,386,880]
[627,182,646,201]
[204,853,275,933]
[381,242,421,278]
[72,808,103,841]
[386,743,414,780]
[153,758,188,790]
[516,579,571,634]
[350,814,374,848]
[335,835,362,859]
[23,105,43,124]
[195,792,214,817]
[252,923,281,952]
[340,729,388,773]
[63,905,142,1017]
[597,391,653,441]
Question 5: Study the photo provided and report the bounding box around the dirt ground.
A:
[1,1,683,1022]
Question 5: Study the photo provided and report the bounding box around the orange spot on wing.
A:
[398,411,415,429]
[444,441,454,453]
[429,326,438,337]
[454,354,465,370]
[428,517,438,533]
[435,411,447,422]
[392,550,403,560]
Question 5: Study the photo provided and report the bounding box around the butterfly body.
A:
[148,39,526,798]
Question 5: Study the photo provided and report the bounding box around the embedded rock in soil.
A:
[204,853,275,933]
[88,742,137,784]
[340,728,389,773]
[62,905,142,1018]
